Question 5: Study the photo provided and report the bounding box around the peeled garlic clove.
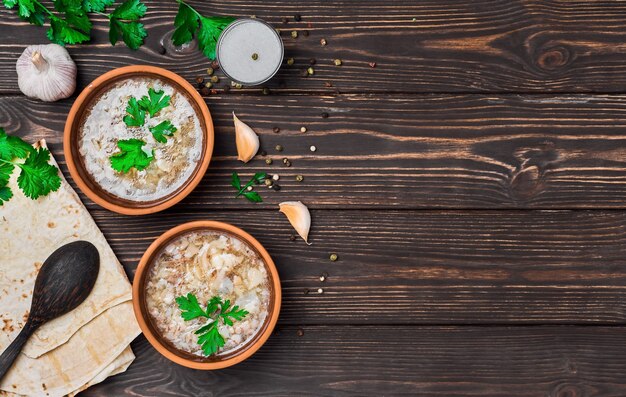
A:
[233,112,259,163]
[279,201,312,244]
[16,44,77,102]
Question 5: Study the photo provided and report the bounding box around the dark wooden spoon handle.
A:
[0,321,38,380]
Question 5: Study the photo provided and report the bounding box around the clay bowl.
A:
[64,65,213,215]
[132,221,281,370]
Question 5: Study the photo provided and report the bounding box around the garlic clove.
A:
[233,112,259,163]
[279,201,312,244]
[16,44,77,102]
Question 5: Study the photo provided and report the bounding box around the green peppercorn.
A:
[287,57,295,66]
[206,67,214,75]
[235,83,243,89]
[251,53,259,60]
[262,87,270,95]
[275,144,283,152]
[295,175,304,182]
[204,82,213,89]
[264,179,273,186]
[265,158,273,165]
[320,38,327,46]
[334,59,342,66]
[330,253,338,261]
[307,67,315,75]
[210,75,219,83]
[291,30,298,38]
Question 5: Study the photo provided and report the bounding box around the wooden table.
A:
[2,1,626,395]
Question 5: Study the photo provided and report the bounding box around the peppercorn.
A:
[291,30,298,38]
[251,53,259,60]
[309,58,316,65]
[260,150,267,156]
[206,67,214,75]
[235,83,243,89]
[200,87,209,96]
[286,57,295,65]
[330,253,338,261]
[321,112,329,118]
[282,17,289,24]
[307,67,315,75]
[294,14,301,21]
[275,144,283,152]
[297,329,304,337]
[300,126,307,133]
[317,288,324,294]
[210,61,219,70]
[301,69,309,77]
[262,87,270,95]
[282,158,289,164]
[272,174,280,181]
[334,59,342,66]
[204,82,212,89]
[272,183,281,191]
[210,88,218,95]
[284,160,291,167]
[210,75,219,83]
[273,127,280,133]
[320,38,327,46]
[295,175,303,182]
[223,85,231,93]
[264,179,273,186]
[195,76,204,84]
[246,186,253,191]
[369,62,377,68]
[302,30,309,37]
[310,145,317,152]
[324,81,333,87]
[265,158,273,165]
[319,274,326,282]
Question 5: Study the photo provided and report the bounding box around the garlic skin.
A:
[233,112,259,163]
[279,201,312,244]
[16,44,77,102]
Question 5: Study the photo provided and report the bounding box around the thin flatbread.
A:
[0,301,140,397]
[0,141,133,358]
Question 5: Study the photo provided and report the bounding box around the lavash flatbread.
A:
[0,302,138,397]
[0,141,133,358]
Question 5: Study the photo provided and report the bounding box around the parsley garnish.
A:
[138,88,171,118]
[232,172,266,203]
[0,128,61,205]
[149,120,177,144]
[109,138,153,173]
[123,97,146,127]
[176,293,249,356]
[3,0,147,49]
[172,0,234,60]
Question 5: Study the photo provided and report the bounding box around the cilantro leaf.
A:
[0,128,33,161]
[16,147,61,199]
[0,184,13,205]
[139,88,171,117]
[149,120,177,143]
[231,172,241,190]
[108,0,147,49]
[171,2,197,46]
[196,323,224,356]
[176,293,208,321]
[123,97,146,127]
[197,15,235,60]
[82,0,114,13]
[109,138,153,173]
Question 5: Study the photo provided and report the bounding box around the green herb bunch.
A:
[110,87,177,173]
[172,0,234,59]
[0,128,61,205]
[231,171,267,202]
[3,0,147,49]
[176,293,249,356]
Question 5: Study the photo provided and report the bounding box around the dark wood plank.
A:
[90,209,626,324]
[82,326,626,396]
[4,1,626,93]
[3,94,626,209]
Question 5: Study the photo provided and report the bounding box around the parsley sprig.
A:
[176,293,249,356]
[172,0,234,60]
[232,172,266,203]
[109,138,153,173]
[3,0,147,49]
[0,128,61,205]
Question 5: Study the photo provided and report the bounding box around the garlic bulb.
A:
[16,44,77,102]
[279,201,312,244]
[233,112,259,163]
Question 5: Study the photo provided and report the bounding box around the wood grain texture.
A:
[82,326,626,396]
[89,209,626,324]
[4,1,626,93]
[2,94,626,209]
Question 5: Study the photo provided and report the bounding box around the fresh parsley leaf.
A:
[176,293,208,321]
[109,138,153,173]
[0,184,13,204]
[108,0,146,49]
[149,120,177,143]
[197,15,234,60]
[231,172,241,190]
[242,191,262,203]
[139,88,171,117]
[171,2,197,46]
[15,146,61,199]
[171,1,234,60]
[177,294,248,356]
[123,97,146,127]
[82,0,114,13]
[0,128,33,161]
[196,323,224,356]
[110,0,145,19]
[46,0,92,45]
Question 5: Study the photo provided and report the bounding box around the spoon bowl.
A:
[0,241,100,380]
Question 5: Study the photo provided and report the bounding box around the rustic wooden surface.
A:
[1,0,626,395]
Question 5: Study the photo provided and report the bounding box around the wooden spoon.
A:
[0,240,100,380]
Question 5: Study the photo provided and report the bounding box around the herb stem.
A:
[235,179,255,198]
[176,0,203,19]
[32,0,55,18]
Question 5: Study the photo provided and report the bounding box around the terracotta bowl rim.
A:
[63,65,214,215]
[132,220,282,370]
